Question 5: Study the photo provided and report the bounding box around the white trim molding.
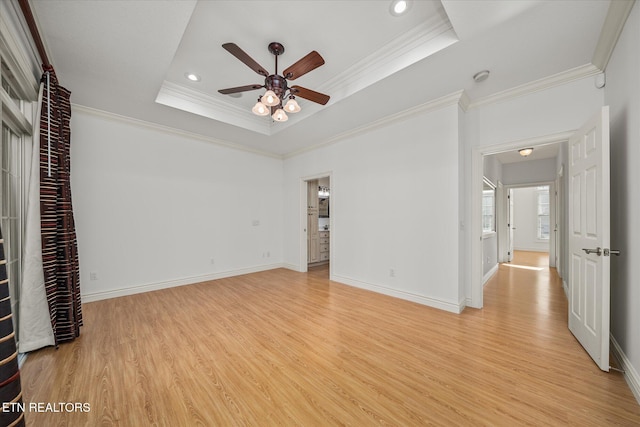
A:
[285,90,467,159]
[71,103,282,159]
[332,274,464,314]
[469,64,601,109]
[592,0,636,71]
[81,263,285,303]
[483,263,499,286]
[610,335,640,405]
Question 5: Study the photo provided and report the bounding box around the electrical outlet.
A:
[89,272,98,281]
[389,269,395,278]
[210,258,215,265]
[266,251,270,258]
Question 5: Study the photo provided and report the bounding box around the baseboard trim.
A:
[81,263,284,302]
[483,264,499,286]
[332,274,463,314]
[610,335,640,405]
[282,263,301,272]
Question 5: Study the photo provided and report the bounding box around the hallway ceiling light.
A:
[519,148,534,157]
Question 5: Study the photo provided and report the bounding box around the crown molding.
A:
[155,80,272,135]
[71,103,283,160]
[592,0,636,71]
[285,90,466,159]
[458,90,471,112]
[468,63,601,109]
[319,17,457,104]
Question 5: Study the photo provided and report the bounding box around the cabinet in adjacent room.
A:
[319,231,330,262]
[307,179,330,265]
[307,180,319,263]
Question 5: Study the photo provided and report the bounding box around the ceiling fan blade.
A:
[218,84,263,95]
[283,51,325,80]
[222,43,269,77]
[290,85,330,105]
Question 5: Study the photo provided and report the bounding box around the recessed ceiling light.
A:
[390,0,412,16]
[473,70,490,82]
[184,72,201,82]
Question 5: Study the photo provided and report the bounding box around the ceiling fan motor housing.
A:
[265,74,288,99]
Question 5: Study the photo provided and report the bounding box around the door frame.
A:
[299,172,333,274]
[499,181,556,266]
[470,131,572,308]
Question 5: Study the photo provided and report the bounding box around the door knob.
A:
[582,247,602,256]
[604,248,621,256]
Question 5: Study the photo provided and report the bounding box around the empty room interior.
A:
[1,0,640,425]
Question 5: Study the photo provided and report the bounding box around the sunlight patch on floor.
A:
[502,263,545,271]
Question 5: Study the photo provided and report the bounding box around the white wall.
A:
[605,2,640,400]
[71,109,284,301]
[283,105,463,312]
[512,186,549,252]
[483,155,502,185]
[502,158,557,185]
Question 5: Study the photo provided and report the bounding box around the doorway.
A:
[504,184,555,266]
[471,132,571,308]
[300,173,332,276]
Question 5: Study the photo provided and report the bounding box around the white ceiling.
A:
[30,0,611,157]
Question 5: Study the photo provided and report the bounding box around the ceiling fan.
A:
[218,42,330,122]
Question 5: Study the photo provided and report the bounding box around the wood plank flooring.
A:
[19,252,640,426]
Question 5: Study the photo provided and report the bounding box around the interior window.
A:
[537,185,550,240]
[482,178,496,233]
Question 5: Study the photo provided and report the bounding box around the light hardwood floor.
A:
[20,252,640,426]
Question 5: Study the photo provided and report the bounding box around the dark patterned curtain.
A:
[40,66,82,345]
[0,227,25,426]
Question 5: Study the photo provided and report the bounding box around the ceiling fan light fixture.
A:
[272,108,288,122]
[252,99,269,116]
[262,90,280,106]
[218,42,330,123]
[519,148,534,157]
[284,97,301,113]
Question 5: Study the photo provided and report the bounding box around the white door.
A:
[568,106,611,372]
[508,189,514,262]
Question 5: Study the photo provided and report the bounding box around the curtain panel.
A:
[19,83,55,353]
[39,67,82,345]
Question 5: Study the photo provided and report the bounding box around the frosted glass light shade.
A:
[252,100,269,116]
[272,109,288,122]
[284,98,301,113]
[262,90,280,106]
